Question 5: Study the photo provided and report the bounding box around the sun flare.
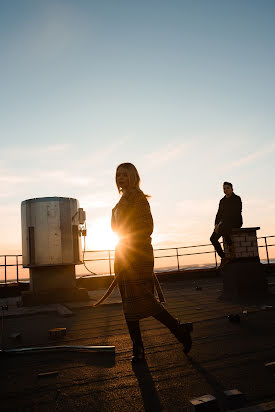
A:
[86,216,119,250]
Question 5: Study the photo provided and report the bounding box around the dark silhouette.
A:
[95,163,192,363]
[210,182,242,266]
[132,360,162,411]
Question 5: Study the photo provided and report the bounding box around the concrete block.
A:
[187,394,219,411]
[232,236,243,242]
[247,247,258,252]
[245,235,256,242]
[224,389,247,409]
[222,261,268,298]
[9,332,22,342]
[48,328,67,339]
[235,247,247,253]
[241,241,252,247]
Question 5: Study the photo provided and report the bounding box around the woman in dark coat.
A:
[96,163,193,362]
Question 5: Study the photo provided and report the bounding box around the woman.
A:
[96,163,193,362]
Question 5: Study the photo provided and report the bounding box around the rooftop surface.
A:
[1,276,275,411]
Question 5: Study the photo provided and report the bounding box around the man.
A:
[210,182,242,266]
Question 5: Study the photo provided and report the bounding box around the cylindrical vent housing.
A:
[21,197,84,267]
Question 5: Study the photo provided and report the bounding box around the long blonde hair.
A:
[116,163,141,194]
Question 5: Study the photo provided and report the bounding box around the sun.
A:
[85,216,119,250]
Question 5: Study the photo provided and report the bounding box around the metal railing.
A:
[1,235,274,284]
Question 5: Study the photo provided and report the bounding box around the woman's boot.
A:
[154,309,193,354]
[126,320,145,363]
[132,340,145,363]
[176,321,193,354]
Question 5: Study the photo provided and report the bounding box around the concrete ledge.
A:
[21,287,89,306]
[0,303,73,318]
[232,227,260,232]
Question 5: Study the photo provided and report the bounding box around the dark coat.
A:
[215,192,243,228]
[112,188,164,322]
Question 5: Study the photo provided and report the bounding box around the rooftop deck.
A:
[1,276,275,411]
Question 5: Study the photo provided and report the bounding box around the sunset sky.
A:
[1,1,274,263]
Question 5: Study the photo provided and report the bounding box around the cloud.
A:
[83,139,126,167]
[0,167,93,187]
[175,198,217,218]
[40,170,94,186]
[81,192,116,210]
[226,142,275,169]
[0,173,37,184]
[1,144,71,159]
[142,142,188,168]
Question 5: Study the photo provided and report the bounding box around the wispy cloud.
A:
[0,173,37,184]
[143,142,188,167]
[2,144,71,159]
[83,139,126,167]
[40,170,94,186]
[81,192,116,210]
[226,142,275,169]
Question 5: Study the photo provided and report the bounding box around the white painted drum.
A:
[21,197,84,267]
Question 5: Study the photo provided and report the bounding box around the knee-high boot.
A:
[153,309,193,354]
[126,320,145,362]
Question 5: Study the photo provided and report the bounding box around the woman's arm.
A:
[111,208,117,232]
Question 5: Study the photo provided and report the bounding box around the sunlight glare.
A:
[86,216,119,250]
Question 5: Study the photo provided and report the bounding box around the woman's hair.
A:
[116,163,141,194]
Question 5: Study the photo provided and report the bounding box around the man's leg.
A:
[220,225,234,257]
[210,231,225,258]
[221,227,233,246]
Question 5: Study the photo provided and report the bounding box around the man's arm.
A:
[215,200,223,225]
[234,195,242,227]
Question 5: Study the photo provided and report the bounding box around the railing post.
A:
[108,250,112,276]
[214,251,217,268]
[264,237,270,265]
[176,248,180,271]
[4,256,7,284]
[16,255,19,283]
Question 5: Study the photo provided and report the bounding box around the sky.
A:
[0,0,274,266]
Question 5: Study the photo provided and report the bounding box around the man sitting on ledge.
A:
[210,181,243,267]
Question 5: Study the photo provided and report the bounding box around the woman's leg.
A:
[153,308,193,354]
[126,319,145,362]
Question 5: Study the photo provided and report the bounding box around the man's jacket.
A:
[215,192,243,228]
